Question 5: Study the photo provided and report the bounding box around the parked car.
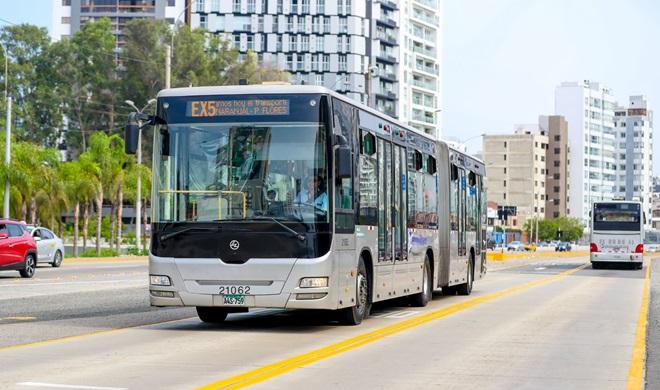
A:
[26,226,65,267]
[0,219,38,278]
[556,242,572,252]
[506,241,525,251]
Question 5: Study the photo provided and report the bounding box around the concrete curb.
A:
[64,256,148,264]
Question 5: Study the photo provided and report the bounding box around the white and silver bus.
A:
[125,85,487,325]
[590,201,644,269]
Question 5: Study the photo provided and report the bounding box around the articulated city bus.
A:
[125,85,486,325]
[590,201,644,269]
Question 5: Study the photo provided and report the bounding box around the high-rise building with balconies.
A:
[52,0,186,48]
[190,0,443,138]
[555,80,618,226]
[614,95,654,226]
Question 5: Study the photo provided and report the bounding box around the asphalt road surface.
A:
[0,256,655,390]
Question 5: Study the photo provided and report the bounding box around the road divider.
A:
[487,250,588,261]
[197,263,587,390]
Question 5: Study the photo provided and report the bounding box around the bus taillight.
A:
[590,243,599,253]
[635,244,644,253]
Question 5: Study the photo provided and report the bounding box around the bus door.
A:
[392,144,409,294]
[377,138,395,297]
[457,167,468,279]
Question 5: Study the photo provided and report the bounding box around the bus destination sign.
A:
[188,99,290,117]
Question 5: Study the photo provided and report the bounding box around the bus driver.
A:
[295,175,328,213]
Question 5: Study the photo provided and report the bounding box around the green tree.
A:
[50,18,119,154]
[0,24,63,146]
[60,160,98,256]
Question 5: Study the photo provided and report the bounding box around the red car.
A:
[0,219,38,278]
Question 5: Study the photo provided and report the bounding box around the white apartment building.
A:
[191,0,443,138]
[555,80,618,225]
[614,95,654,225]
[52,0,185,44]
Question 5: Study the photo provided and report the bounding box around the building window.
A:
[323,17,330,33]
[302,0,309,13]
[316,35,324,51]
[554,135,560,141]
[339,17,347,33]
[322,54,329,71]
[554,147,560,154]
[317,0,325,13]
[338,55,347,71]
[232,0,240,12]
[277,0,283,12]
[503,154,506,161]
[503,180,506,187]
[301,35,309,51]
[315,74,324,85]
[291,0,298,13]
[504,141,507,147]
[247,0,255,12]
[554,160,560,167]
[62,0,71,5]
[61,16,70,24]
[503,167,506,174]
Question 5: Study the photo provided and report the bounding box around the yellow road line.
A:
[198,263,587,390]
[626,262,651,390]
[0,316,196,353]
[0,317,36,321]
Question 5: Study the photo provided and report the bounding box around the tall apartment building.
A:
[539,115,570,218]
[52,0,185,46]
[190,0,443,138]
[614,95,654,224]
[483,130,548,225]
[555,80,618,225]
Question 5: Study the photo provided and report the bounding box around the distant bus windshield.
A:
[593,203,641,231]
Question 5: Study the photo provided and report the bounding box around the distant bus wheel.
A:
[339,257,370,325]
[591,262,601,270]
[196,307,228,323]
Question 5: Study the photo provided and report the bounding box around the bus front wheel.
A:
[196,307,228,323]
[339,257,371,325]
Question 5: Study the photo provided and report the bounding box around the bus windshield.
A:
[153,121,328,224]
[593,203,641,231]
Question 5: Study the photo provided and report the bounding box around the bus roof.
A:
[157,84,483,165]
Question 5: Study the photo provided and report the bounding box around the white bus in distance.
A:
[590,201,644,269]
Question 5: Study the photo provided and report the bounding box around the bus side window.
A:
[333,98,355,233]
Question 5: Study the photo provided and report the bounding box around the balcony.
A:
[413,0,438,10]
[377,32,398,46]
[380,0,398,10]
[411,79,437,91]
[375,90,397,100]
[412,114,435,124]
[376,54,398,64]
[412,11,439,27]
[377,71,397,82]
[414,63,438,76]
[412,45,436,58]
[376,18,398,29]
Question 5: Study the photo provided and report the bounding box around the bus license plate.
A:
[223,294,245,305]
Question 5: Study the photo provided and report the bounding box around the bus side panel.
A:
[334,232,359,309]
[436,142,451,288]
[354,226,385,303]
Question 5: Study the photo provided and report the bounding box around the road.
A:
[0,256,654,390]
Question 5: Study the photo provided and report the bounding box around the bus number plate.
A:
[219,286,251,295]
[223,294,245,305]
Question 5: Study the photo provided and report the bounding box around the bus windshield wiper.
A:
[249,216,306,242]
[160,226,220,242]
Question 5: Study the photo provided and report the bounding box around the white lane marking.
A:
[17,382,128,390]
[0,279,142,288]
[535,267,547,270]
[370,310,421,319]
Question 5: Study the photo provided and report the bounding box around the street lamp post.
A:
[1,42,10,219]
[125,99,156,252]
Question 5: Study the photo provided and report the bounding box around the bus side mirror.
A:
[336,147,352,180]
[125,112,140,155]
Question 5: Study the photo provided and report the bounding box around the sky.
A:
[1,0,660,172]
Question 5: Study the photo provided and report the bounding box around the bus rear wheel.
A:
[196,307,229,323]
[410,255,432,307]
[456,258,474,296]
[339,257,371,325]
[591,262,601,270]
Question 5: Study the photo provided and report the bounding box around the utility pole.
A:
[165,44,171,89]
[4,97,10,219]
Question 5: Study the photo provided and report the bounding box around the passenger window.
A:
[43,230,55,240]
[8,224,23,237]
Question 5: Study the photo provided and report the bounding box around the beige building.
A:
[483,130,548,225]
[540,115,570,218]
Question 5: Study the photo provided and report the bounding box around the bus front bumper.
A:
[591,252,643,263]
[148,252,343,311]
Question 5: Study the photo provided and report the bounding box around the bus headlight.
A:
[150,275,172,286]
[299,277,328,288]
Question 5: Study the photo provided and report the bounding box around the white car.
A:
[26,226,65,267]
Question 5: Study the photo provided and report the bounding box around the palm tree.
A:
[83,132,126,256]
[60,159,98,256]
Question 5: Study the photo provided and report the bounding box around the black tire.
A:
[442,285,456,296]
[196,307,229,323]
[52,251,63,268]
[339,257,371,325]
[410,255,432,307]
[19,253,36,278]
[591,262,601,270]
[456,258,474,296]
